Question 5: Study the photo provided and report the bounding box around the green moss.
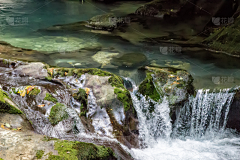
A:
[36,150,45,159]
[47,140,115,160]
[138,72,161,101]
[48,103,68,125]
[45,76,53,81]
[73,89,88,117]
[0,89,22,114]
[28,88,40,96]
[108,75,125,89]
[0,158,4,160]
[114,88,133,111]
[42,136,58,141]
[44,93,58,103]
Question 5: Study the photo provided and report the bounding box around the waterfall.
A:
[172,89,235,139]
[124,78,172,148]
[128,77,240,160]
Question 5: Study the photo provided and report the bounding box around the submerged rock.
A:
[85,13,121,31]
[111,52,147,68]
[135,0,181,17]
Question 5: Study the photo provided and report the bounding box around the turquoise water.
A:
[1,0,240,88]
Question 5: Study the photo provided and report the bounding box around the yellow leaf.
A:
[38,104,45,107]
[26,86,35,94]
[19,89,26,97]
[85,88,90,95]
[1,124,5,129]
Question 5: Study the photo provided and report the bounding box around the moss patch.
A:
[73,88,88,117]
[203,16,240,56]
[36,150,44,159]
[28,88,40,96]
[138,72,161,102]
[44,93,58,103]
[48,103,68,125]
[114,88,133,111]
[42,136,58,141]
[0,89,22,114]
[47,140,115,160]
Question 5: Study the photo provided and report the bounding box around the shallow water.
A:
[1,0,240,89]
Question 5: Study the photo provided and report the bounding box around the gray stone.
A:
[13,62,48,79]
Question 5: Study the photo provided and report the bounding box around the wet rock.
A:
[85,13,121,31]
[111,52,147,68]
[227,89,240,132]
[135,0,181,17]
[138,66,195,114]
[13,62,48,79]
[0,113,33,131]
[0,128,117,160]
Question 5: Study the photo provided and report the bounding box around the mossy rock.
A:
[47,140,116,160]
[48,103,69,125]
[73,88,88,117]
[111,53,147,68]
[0,89,22,114]
[114,88,134,112]
[28,88,41,96]
[203,15,240,56]
[138,72,161,102]
[44,93,58,103]
[138,66,195,108]
[36,150,44,159]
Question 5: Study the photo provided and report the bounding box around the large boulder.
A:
[51,68,139,148]
[138,66,195,116]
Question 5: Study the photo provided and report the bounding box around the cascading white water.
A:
[125,78,172,148]
[172,89,235,139]
[127,78,240,160]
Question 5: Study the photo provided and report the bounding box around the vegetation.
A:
[47,140,116,160]
[0,89,22,114]
[36,150,45,159]
[44,93,58,103]
[48,103,68,125]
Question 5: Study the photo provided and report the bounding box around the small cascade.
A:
[87,89,113,137]
[172,89,235,139]
[124,78,172,148]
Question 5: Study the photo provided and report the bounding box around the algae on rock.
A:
[0,89,22,114]
[47,140,116,160]
[48,103,69,125]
